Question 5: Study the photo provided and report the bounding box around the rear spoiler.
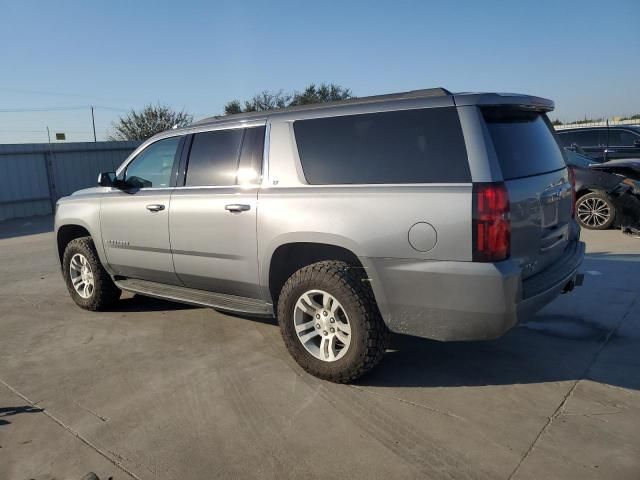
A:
[453,93,554,112]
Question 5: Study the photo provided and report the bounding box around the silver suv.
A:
[55,88,585,382]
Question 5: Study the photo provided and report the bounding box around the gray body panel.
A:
[100,188,180,285]
[169,187,261,298]
[55,89,584,341]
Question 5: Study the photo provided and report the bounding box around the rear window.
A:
[483,108,566,180]
[293,107,470,184]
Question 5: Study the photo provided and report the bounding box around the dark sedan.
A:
[557,125,640,162]
[565,150,640,230]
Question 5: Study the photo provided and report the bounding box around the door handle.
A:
[146,204,165,212]
[225,204,251,213]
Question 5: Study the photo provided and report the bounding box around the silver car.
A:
[55,88,585,382]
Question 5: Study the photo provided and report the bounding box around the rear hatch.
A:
[482,107,575,280]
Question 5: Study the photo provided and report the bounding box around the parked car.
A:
[556,125,640,162]
[54,88,585,382]
[565,149,640,230]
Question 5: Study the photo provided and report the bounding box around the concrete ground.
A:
[0,215,638,480]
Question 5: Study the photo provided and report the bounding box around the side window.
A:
[124,136,181,188]
[596,129,609,146]
[572,130,599,147]
[185,129,244,186]
[238,126,266,184]
[557,131,576,147]
[293,107,470,184]
[608,130,638,146]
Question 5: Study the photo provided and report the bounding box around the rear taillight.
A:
[473,182,510,262]
[567,167,577,218]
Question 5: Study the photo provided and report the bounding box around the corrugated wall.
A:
[0,141,141,221]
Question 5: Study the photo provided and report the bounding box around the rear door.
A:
[169,125,265,298]
[482,108,575,279]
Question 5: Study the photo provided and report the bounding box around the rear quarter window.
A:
[483,108,566,180]
[293,107,470,184]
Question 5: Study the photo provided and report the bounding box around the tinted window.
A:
[556,131,576,147]
[608,129,639,146]
[238,126,265,183]
[125,136,181,188]
[483,108,566,180]
[576,130,605,146]
[185,129,244,186]
[293,107,470,184]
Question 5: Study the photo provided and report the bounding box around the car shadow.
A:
[354,324,625,389]
[107,253,639,392]
[0,405,44,427]
[110,294,199,312]
[354,254,640,391]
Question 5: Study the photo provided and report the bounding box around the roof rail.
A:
[194,87,452,125]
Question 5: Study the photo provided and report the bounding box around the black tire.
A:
[80,474,100,480]
[62,236,121,311]
[277,260,389,383]
[576,192,616,230]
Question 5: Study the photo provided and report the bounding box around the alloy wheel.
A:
[293,289,351,362]
[577,197,611,228]
[69,253,95,299]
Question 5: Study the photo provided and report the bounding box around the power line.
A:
[0,105,130,113]
[0,87,138,103]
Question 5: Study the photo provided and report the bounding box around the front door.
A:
[101,136,183,285]
[169,125,265,298]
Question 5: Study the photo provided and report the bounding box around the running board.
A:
[114,278,273,316]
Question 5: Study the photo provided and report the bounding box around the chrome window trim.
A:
[104,186,175,193]
[171,185,256,190]
[261,121,271,186]
[257,183,473,189]
[116,120,267,177]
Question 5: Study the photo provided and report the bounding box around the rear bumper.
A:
[367,241,585,341]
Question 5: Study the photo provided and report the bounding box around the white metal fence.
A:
[554,119,640,130]
[0,141,140,221]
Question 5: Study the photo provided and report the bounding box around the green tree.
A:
[108,104,193,141]
[290,83,353,106]
[551,118,563,126]
[224,83,354,115]
[223,100,243,115]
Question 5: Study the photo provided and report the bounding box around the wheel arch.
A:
[56,223,93,265]
[266,241,365,304]
[262,238,380,305]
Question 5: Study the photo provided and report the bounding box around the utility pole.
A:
[91,106,97,142]
[44,127,57,212]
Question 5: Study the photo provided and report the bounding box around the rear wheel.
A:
[62,237,121,310]
[576,192,616,230]
[277,260,389,383]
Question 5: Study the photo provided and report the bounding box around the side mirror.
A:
[634,139,640,148]
[98,171,117,187]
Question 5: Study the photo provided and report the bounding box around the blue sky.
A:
[1,0,638,143]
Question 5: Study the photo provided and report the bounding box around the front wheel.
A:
[576,192,616,230]
[277,261,389,383]
[62,237,121,311]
